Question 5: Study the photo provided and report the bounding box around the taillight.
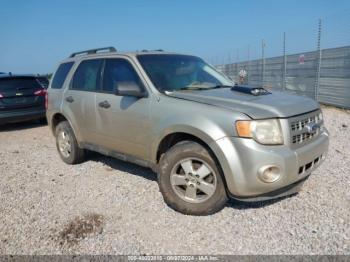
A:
[34,89,48,109]
[0,93,3,98]
[34,89,46,96]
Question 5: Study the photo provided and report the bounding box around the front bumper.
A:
[0,108,46,124]
[230,175,309,202]
[211,130,329,200]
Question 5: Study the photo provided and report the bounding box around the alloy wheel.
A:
[170,157,217,204]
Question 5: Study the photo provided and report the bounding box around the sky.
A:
[0,0,349,74]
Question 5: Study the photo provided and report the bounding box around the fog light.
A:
[258,165,281,183]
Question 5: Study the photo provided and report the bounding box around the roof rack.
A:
[69,46,117,58]
[140,49,164,52]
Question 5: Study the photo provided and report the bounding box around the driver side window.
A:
[102,59,143,93]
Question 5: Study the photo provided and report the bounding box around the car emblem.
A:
[306,122,320,134]
[16,92,23,96]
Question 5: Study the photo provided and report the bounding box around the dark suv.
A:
[0,74,47,124]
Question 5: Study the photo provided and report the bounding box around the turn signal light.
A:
[235,121,252,138]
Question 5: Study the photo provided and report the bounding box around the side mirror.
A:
[115,82,146,98]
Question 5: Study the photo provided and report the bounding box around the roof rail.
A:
[69,46,117,58]
[140,49,164,52]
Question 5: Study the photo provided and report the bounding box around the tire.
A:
[55,121,85,164]
[158,141,228,215]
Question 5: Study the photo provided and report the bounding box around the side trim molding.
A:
[81,142,157,172]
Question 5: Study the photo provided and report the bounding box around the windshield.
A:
[137,54,233,92]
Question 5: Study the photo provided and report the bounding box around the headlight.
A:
[236,119,283,145]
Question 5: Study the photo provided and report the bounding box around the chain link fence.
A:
[215,13,350,109]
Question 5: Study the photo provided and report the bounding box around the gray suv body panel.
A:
[164,89,320,119]
[47,51,329,201]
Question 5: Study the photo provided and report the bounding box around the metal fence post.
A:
[315,19,322,101]
[235,49,239,83]
[262,39,266,86]
[247,45,250,84]
[283,32,287,91]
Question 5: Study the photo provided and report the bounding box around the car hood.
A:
[165,88,319,119]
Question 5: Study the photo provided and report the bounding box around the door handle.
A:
[65,96,74,103]
[98,100,111,109]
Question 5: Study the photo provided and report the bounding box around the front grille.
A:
[289,110,323,146]
[291,114,321,131]
[292,132,317,144]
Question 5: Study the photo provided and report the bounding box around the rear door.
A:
[61,58,103,144]
[48,62,75,113]
[0,77,45,112]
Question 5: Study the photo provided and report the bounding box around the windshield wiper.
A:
[208,85,234,89]
[179,85,233,91]
[179,86,208,91]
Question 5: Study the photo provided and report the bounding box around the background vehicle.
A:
[36,75,49,89]
[0,74,47,124]
[47,47,329,215]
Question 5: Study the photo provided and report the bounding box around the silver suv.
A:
[47,47,329,215]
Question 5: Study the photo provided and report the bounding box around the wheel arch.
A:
[154,125,210,158]
[153,129,230,191]
[50,112,81,143]
[155,132,209,162]
[51,113,67,133]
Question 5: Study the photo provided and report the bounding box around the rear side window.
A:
[0,77,41,92]
[51,62,74,89]
[71,59,103,91]
[102,59,143,93]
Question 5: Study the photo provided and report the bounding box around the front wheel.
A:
[158,141,228,215]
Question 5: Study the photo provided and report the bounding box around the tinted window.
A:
[71,59,102,91]
[0,77,41,92]
[51,62,74,89]
[102,59,143,93]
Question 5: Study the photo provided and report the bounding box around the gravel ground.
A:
[0,106,349,255]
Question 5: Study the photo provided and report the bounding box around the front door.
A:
[95,58,151,160]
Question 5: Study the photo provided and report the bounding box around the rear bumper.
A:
[0,108,46,124]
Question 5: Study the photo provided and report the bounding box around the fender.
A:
[49,110,83,145]
[151,114,228,164]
